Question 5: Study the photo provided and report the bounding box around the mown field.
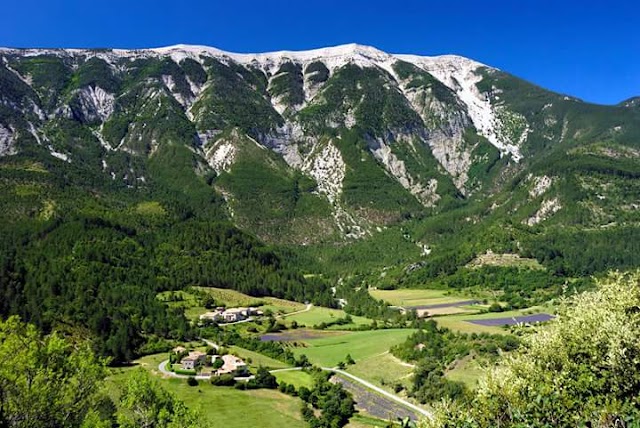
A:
[346,351,414,391]
[228,345,291,370]
[272,369,315,389]
[291,329,416,367]
[369,288,475,307]
[283,306,373,329]
[107,353,306,428]
[108,350,391,427]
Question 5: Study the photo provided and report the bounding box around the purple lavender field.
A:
[467,313,555,327]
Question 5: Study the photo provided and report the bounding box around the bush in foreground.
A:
[421,271,640,428]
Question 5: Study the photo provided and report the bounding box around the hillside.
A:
[0,43,639,361]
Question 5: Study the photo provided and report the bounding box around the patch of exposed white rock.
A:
[369,139,440,207]
[0,124,16,157]
[528,175,555,198]
[0,43,540,238]
[525,197,562,226]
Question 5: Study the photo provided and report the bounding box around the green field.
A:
[346,351,414,391]
[369,288,473,307]
[444,356,487,388]
[107,354,305,428]
[284,306,373,329]
[292,329,416,367]
[273,369,315,389]
[347,414,392,427]
[228,346,291,370]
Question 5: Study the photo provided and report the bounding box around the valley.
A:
[0,41,638,427]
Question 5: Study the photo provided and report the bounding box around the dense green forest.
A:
[0,148,334,363]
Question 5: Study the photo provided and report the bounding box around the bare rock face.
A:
[72,86,115,123]
[0,124,16,157]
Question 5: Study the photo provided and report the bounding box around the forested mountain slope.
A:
[0,43,639,360]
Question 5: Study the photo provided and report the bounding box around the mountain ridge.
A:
[1,42,639,246]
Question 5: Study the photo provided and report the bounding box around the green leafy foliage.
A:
[117,369,201,428]
[422,272,640,427]
[391,320,518,404]
[0,316,110,428]
[300,369,355,428]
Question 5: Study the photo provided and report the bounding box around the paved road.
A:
[330,368,432,420]
[278,303,313,318]
[159,337,432,421]
[261,366,432,420]
[201,339,219,350]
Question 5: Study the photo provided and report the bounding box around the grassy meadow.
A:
[107,352,305,428]
[283,306,373,329]
[272,369,315,389]
[159,287,307,321]
[369,288,474,307]
[291,329,416,367]
[346,351,414,391]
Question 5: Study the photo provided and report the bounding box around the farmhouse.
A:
[180,351,207,371]
[223,308,247,322]
[199,307,263,324]
[214,354,249,376]
[199,311,223,322]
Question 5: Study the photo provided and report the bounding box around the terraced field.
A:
[369,288,475,307]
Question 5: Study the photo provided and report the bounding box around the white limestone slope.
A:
[397,54,523,162]
[75,86,115,122]
[302,141,345,204]
[147,44,527,162]
[0,43,531,163]
[0,124,16,156]
[369,139,440,207]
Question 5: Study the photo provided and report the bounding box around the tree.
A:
[422,271,640,428]
[117,369,201,428]
[252,366,278,389]
[0,316,109,428]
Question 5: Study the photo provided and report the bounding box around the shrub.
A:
[187,377,198,387]
[210,374,235,386]
[422,271,640,428]
[487,302,504,312]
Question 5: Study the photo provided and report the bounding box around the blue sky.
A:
[2,0,638,105]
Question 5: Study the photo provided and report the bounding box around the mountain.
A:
[3,43,638,246]
[1,42,639,361]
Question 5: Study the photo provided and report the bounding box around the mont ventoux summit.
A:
[0,42,639,428]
